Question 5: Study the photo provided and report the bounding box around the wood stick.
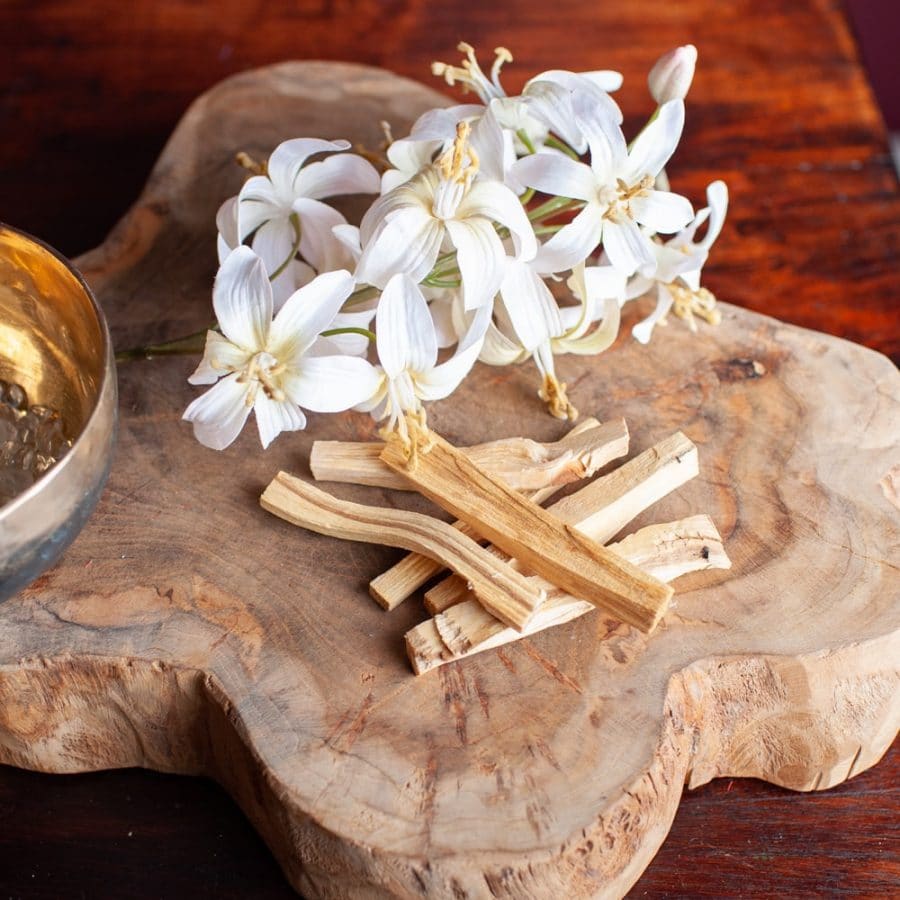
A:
[260,472,545,631]
[424,432,700,615]
[369,417,628,610]
[407,515,730,674]
[380,432,673,633]
[310,417,627,492]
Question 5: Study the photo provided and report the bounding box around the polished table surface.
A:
[0,0,897,896]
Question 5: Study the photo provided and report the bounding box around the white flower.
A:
[511,99,694,277]
[480,261,624,418]
[184,246,380,450]
[432,42,623,153]
[628,180,728,343]
[355,122,536,310]
[216,196,315,308]
[237,138,380,278]
[358,273,490,442]
[648,45,698,105]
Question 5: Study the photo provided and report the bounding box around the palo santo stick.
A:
[310,417,626,492]
[407,515,730,674]
[261,472,544,631]
[380,432,672,632]
[424,432,700,615]
[370,417,627,610]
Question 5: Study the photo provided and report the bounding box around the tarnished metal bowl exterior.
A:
[0,225,117,600]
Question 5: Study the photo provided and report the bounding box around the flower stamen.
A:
[437,121,480,186]
[539,372,579,421]
[431,42,511,103]
[668,283,721,331]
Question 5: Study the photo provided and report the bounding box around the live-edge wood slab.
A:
[1,63,898,899]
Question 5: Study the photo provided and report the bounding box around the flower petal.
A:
[445,217,507,310]
[253,392,307,449]
[533,203,604,274]
[268,268,354,360]
[293,197,352,272]
[216,196,239,262]
[457,178,537,260]
[479,321,527,366]
[355,207,443,289]
[252,218,297,279]
[237,176,283,241]
[510,153,597,202]
[183,373,252,451]
[416,303,490,401]
[188,331,253,385]
[375,273,438,378]
[267,138,351,196]
[294,153,380,199]
[271,260,316,312]
[697,180,729,251]
[625,100,685,182]
[632,284,674,344]
[213,247,272,351]
[602,218,657,277]
[557,296,620,355]
[500,260,564,351]
[285,355,381,412]
[630,189,694,234]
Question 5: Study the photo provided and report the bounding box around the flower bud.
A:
[648,45,698,104]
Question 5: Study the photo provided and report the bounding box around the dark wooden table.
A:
[1,1,897,897]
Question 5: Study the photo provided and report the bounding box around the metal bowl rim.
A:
[0,221,115,522]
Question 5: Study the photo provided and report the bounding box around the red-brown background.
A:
[0,0,897,897]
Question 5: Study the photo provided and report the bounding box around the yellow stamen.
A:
[431,43,511,101]
[668,283,722,332]
[379,408,434,469]
[235,151,267,177]
[437,121,480,186]
[539,372,579,421]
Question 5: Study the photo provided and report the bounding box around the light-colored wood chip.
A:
[369,417,626,610]
[424,431,700,615]
[407,515,731,674]
[310,417,627,492]
[380,431,672,633]
[260,472,544,631]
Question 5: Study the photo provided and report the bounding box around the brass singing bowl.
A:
[0,224,117,600]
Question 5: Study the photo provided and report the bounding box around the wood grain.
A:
[1,0,899,890]
[0,62,896,899]
[380,433,673,633]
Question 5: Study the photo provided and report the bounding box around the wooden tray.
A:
[1,63,898,899]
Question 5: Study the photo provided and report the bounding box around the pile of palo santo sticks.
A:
[261,417,731,675]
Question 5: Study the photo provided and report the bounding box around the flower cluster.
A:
[185,43,728,450]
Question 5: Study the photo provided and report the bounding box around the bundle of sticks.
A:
[261,417,731,675]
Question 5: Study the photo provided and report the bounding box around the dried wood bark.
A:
[407,516,731,674]
[260,472,544,630]
[380,432,673,632]
[424,432,699,615]
[310,417,627,492]
[368,417,628,610]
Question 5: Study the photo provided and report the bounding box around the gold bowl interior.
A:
[0,227,105,440]
[0,224,116,601]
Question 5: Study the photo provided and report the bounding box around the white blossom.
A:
[184,247,379,450]
[236,138,380,279]
[355,122,536,309]
[512,99,694,276]
[628,180,728,343]
[648,45,698,105]
[357,273,490,442]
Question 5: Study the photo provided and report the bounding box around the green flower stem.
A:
[544,135,579,160]
[340,285,380,309]
[528,196,584,221]
[115,327,211,363]
[269,213,302,281]
[320,326,376,342]
[516,128,537,155]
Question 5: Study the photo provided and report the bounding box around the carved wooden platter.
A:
[1,63,898,898]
